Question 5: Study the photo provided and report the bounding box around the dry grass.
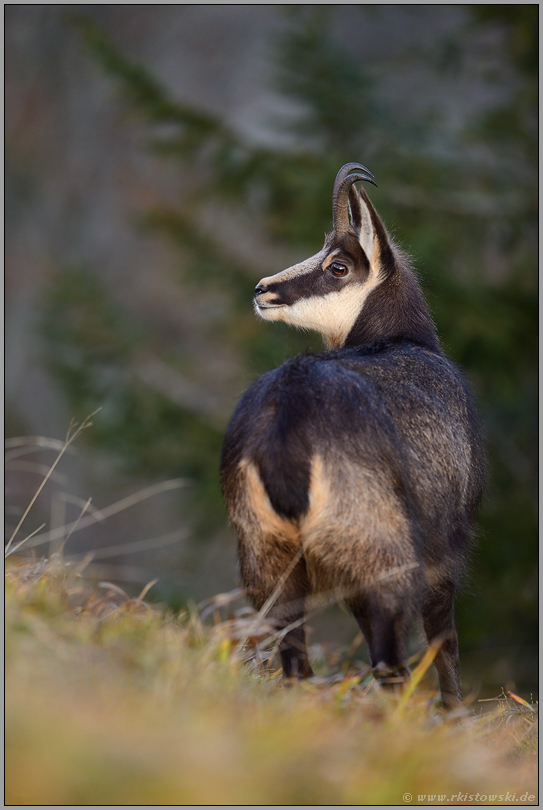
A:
[5,428,538,804]
[5,555,538,806]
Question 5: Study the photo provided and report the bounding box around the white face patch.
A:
[253,248,325,319]
[268,278,381,348]
[255,259,382,348]
[254,202,384,348]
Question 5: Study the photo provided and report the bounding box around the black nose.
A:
[254,285,267,297]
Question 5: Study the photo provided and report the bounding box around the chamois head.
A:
[254,163,439,352]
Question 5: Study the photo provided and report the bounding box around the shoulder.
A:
[237,339,470,409]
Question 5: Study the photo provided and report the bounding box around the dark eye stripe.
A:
[264,265,325,304]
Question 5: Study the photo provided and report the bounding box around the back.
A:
[221,339,485,567]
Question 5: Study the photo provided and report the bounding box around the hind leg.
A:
[421,583,462,710]
[239,539,313,679]
[275,614,313,679]
[347,596,411,687]
[260,564,314,679]
[265,556,313,679]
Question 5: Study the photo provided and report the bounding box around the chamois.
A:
[220,163,486,709]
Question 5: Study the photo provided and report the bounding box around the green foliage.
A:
[276,7,383,154]
[41,8,537,677]
[41,267,227,535]
[469,5,538,77]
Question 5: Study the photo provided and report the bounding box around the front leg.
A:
[421,582,462,710]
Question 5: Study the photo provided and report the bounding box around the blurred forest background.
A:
[5,5,537,697]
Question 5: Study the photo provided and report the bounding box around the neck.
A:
[342,266,440,352]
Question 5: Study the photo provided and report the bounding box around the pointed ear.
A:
[348,186,374,259]
[353,187,395,278]
[347,185,362,231]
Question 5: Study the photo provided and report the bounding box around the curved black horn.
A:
[332,164,377,234]
[332,162,374,195]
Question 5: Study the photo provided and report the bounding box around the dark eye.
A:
[330,262,348,276]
